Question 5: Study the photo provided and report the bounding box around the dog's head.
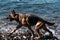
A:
[7,10,16,21]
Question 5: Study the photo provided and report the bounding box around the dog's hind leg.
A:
[43,24,53,37]
[34,21,44,40]
[35,29,42,40]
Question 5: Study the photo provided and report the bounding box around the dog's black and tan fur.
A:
[7,10,54,40]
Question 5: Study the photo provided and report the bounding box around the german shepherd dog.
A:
[7,10,54,40]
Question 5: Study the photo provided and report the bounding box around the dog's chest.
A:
[19,14,28,26]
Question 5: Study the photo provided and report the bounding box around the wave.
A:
[0,0,59,4]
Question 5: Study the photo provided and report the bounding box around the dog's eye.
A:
[9,15,10,17]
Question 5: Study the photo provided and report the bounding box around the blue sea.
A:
[0,0,60,39]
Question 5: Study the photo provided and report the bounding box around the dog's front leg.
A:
[8,28,17,36]
[28,27,34,40]
[9,24,21,36]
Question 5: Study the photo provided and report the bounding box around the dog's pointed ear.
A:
[11,10,15,14]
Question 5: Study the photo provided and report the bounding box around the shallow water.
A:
[0,0,60,39]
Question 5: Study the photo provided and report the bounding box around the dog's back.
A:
[26,14,54,26]
[27,15,40,26]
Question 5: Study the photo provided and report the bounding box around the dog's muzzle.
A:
[6,17,9,19]
[6,17,12,21]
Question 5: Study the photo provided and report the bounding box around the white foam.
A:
[44,32,50,35]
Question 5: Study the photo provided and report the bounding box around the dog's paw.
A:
[31,35,34,38]
[34,37,40,40]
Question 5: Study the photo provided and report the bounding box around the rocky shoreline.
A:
[0,31,59,40]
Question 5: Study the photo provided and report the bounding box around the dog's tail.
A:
[44,21,55,26]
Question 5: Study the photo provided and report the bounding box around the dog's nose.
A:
[6,17,9,19]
